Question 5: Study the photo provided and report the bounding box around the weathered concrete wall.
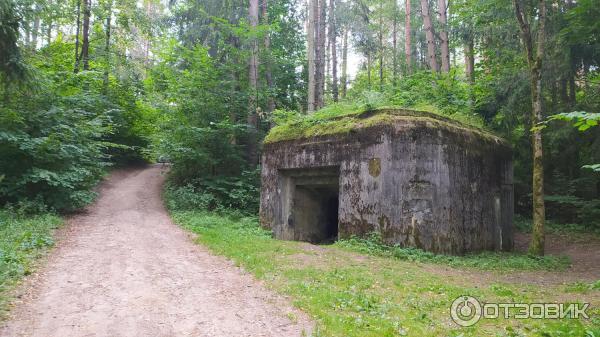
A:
[260,116,513,255]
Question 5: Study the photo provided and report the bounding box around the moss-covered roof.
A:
[264,107,506,145]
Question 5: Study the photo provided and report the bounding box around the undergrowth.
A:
[0,209,61,317]
[335,232,571,271]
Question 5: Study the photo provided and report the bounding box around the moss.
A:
[368,158,381,177]
[264,107,505,145]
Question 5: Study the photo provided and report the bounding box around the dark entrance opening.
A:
[283,167,340,244]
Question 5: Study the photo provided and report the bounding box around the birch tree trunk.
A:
[514,0,546,256]
[437,0,450,72]
[420,0,438,72]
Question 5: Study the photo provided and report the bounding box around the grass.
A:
[0,209,62,317]
[335,233,571,271]
[169,210,599,337]
[264,104,498,144]
[514,215,600,238]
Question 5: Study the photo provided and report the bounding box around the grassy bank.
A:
[0,210,62,317]
[169,210,599,337]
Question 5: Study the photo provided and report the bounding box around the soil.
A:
[0,166,313,337]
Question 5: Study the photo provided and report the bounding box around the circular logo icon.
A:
[450,295,482,327]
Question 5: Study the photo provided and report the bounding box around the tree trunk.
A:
[341,27,348,98]
[262,0,276,114]
[367,52,372,89]
[392,0,398,86]
[437,0,450,72]
[316,0,326,109]
[420,0,437,72]
[464,37,474,83]
[568,70,576,106]
[103,0,112,94]
[32,14,40,49]
[329,0,338,102]
[247,0,259,166]
[81,0,91,71]
[307,0,317,112]
[514,0,546,256]
[378,3,384,91]
[405,0,412,74]
[74,0,81,73]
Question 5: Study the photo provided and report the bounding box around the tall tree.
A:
[307,0,317,112]
[262,0,276,114]
[329,0,338,102]
[316,0,326,109]
[103,0,113,93]
[437,0,450,72]
[420,0,437,71]
[341,27,348,98]
[81,0,91,71]
[74,0,81,73]
[392,0,398,85]
[464,36,474,83]
[32,4,40,49]
[514,0,547,256]
[247,0,259,165]
[405,0,411,74]
[378,1,384,90]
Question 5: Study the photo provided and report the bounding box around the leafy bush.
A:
[0,39,154,211]
[164,169,260,214]
[0,101,111,211]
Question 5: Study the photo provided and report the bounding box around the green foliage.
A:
[0,209,61,315]
[0,0,27,82]
[164,170,259,214]
[0,33,154,211]
[335,232,570,271]
[548,111,600,132]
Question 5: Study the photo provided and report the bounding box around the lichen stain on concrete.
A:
[368,158,381,177]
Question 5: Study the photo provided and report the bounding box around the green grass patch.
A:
[264,105,498,144]
[335,232,571,271]
[169,209,596,337]
[0,209,62,317]
[514,215,600,238]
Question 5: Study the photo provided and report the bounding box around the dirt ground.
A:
[0,166,313,337]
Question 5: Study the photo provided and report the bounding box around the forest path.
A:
[0,166,312,337]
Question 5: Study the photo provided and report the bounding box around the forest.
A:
[0,0,599,335]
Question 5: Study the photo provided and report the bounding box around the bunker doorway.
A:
[283,167,340,244]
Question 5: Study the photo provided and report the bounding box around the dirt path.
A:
[0,166,313,337]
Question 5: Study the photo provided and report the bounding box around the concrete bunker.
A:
[260,108,514,255]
